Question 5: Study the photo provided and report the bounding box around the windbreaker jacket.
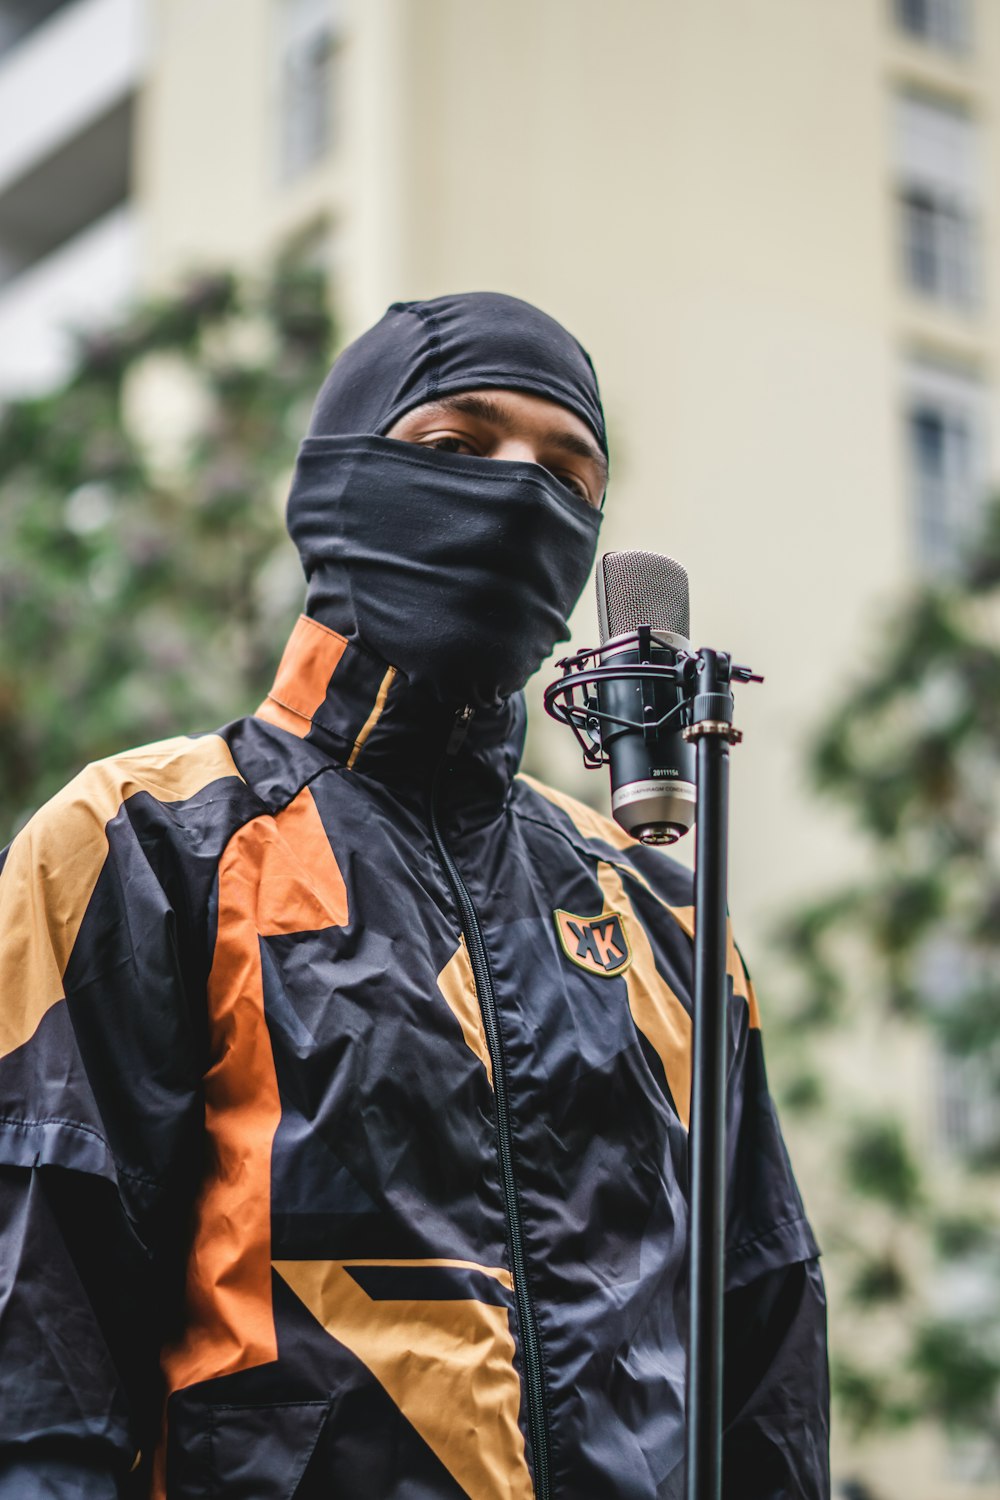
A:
[0,616,829,1500]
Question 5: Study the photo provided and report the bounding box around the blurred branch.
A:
[0,259,336,842]
[779,495,1000,1452]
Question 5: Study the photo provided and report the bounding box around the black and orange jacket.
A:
[0,615,828,1500]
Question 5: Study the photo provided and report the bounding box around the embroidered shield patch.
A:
[554,909,633,978]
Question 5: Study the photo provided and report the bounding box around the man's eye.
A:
[553,471,592,504]
[426,435,476,455]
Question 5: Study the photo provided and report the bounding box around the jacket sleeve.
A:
[0,1167,143,1498]
[723,1258,830,1500]
[721,952,830,1500]
[0,757,218,1497]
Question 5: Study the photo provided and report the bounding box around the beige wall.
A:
[137,0,340,281]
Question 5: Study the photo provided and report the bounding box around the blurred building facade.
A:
[2,1,998,1495]
[0,0,143,390]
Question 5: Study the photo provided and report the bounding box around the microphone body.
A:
[598,629,696,843]
[596,551,697,845]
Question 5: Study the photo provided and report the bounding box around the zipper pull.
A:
[445,704,475,756]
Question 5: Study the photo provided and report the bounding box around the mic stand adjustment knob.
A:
[683,720,744,745]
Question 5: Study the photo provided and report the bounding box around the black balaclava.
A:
[286,292,605,710]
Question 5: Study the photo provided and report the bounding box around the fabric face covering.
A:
[287,291,607,708]
[288,436,602,709]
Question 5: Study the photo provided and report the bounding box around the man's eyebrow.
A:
[543,428,609,477]
[431,393,608,475]
[434,393,515,427]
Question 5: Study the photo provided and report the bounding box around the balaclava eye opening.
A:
[286,291,606,710]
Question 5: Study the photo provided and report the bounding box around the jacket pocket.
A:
[191,1401,329,1500]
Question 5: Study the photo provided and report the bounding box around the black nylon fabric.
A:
[287,436,601,708]
[306,293,607,455]
[0,642,829,1497]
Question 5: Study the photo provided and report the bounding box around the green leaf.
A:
[848,1252,909,1306]
[912,1319,1000,1429]
[0,258,333,843]
[843,1118,923,1213]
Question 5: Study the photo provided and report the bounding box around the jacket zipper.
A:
[429,741,552,1500]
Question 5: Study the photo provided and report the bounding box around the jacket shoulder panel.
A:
[513,771,695,907]
[0,733,247,1063]
[515,771,634,849]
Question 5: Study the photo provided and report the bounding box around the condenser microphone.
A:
[595,551,697,844]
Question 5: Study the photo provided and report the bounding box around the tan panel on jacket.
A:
[596,862,694,1128]
[669,906,762,1029]
[437,937,493,1087]
[0,735,243,1059]
[274,1257,533,1500]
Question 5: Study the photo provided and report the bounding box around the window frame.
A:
[900,359,989,574]
[895,0,972,53]
[893,92,982,312]
[274,0,340,185]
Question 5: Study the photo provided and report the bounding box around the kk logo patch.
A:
[554,909,633,978]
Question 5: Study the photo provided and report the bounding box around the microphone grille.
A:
[597,550,690,643]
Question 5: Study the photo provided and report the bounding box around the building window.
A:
[895,0,971,52]
[937,1049,1000,1158]
[901,361,988,572]
[276,0,339,183]
[909,402,973,566]
[922,937,1000,1159]
[894,94,980,311]
[900,189,977,305]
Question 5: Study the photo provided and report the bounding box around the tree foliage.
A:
[778,502,1000,1471]
[0,262,334,843]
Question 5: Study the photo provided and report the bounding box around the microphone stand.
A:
[681,649,743,1500]
[543,639,759,1500]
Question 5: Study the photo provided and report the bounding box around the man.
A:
[0,293,828,1498]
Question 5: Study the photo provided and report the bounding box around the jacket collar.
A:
[256,615,526,824]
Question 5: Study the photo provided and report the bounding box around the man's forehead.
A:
[404,390,608,474]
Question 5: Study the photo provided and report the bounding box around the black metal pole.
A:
[685,730,731,1500]
[546,633,759,1499]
